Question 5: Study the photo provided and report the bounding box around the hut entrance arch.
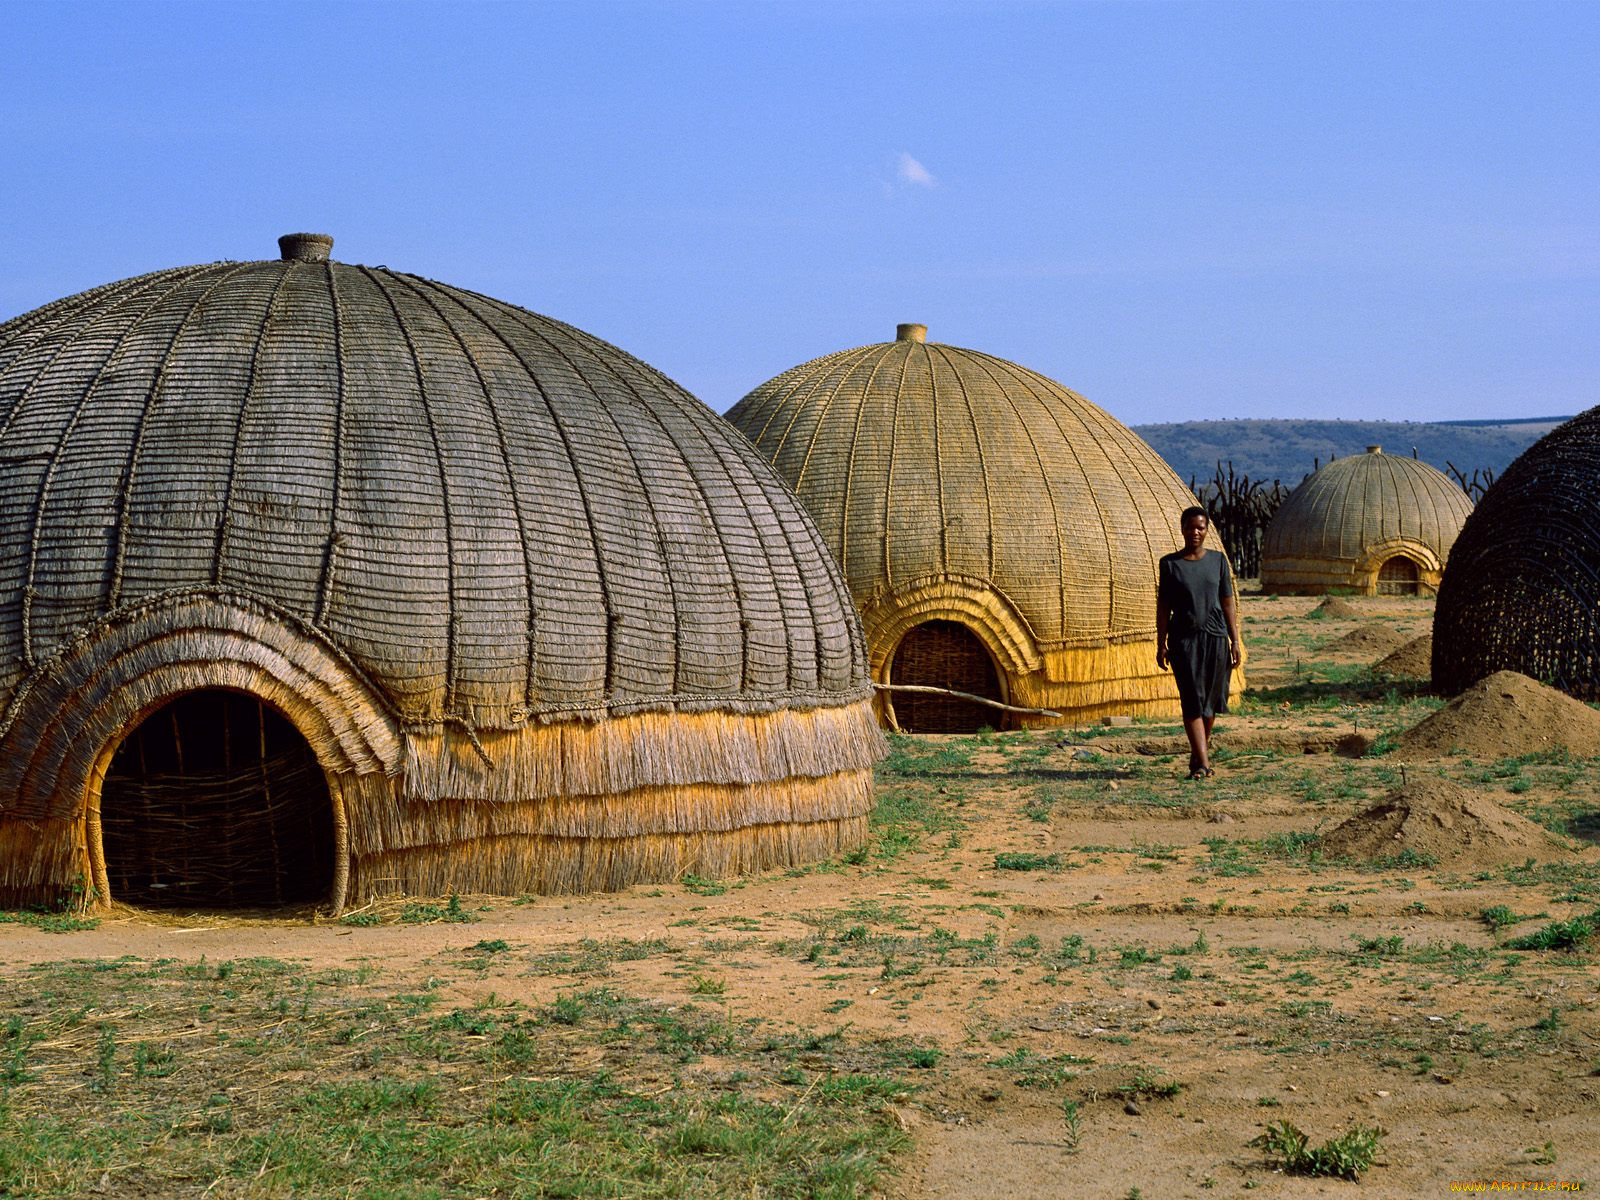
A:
[1376,555,1422,596]
[888,620,1006,733]
[100,690,335,907]
[0,590,405,912]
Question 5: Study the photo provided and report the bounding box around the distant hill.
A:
[1132,417,1571,491]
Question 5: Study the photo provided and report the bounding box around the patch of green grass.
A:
[681,874,728,897]
[993,1047,1091,1088]
[878,735,975,777]
[0,909,100,933]
[1504,912,1599,951]
[399,893,477,924]
[1109,1070,1183,1101]
[0,957,913,1199]
[993,852,1062,872]
[1479,905,1544,931]
[1251,1120,1385,1181]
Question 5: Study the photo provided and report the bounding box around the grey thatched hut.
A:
[1260,447,1472,596]
[0,234,880,911]
[1434,405,1600,699]
[725,324,1241,731]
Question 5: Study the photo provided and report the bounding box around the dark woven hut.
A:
[0,234,881,911]
[1433,406,1600,699]
[725,324,1242,731]
[1260,447,1473,596]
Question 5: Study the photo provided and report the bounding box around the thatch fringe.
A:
[337,768,873,857]
[398,701,884,804]
[1,590,883,822]
[347,815,869,899]
[0,818,85,908]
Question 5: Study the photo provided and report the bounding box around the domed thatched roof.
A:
[0,235,863,719]
[1433,406,1600,699]
[0,235,880,908]
[726,324,1227,726]
[1261,446,1472,595]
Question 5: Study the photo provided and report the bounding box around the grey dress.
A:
[1158,550,1233,719]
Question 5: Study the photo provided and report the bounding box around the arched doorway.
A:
[888,620,1005,733]
[99,690,335,907]
[1376,555,1421,596]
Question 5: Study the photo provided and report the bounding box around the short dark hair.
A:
[1180,505,1208,528]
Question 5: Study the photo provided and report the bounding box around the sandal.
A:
[1187,766,1215,780]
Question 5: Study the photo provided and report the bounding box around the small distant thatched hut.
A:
[725,324,1241,731]
[0,234,881,911]
[1433,406,1600,699]
[1260,447,1472,596]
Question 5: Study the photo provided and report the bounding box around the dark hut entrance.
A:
[1377,555,1421,596]
[100,691,334,907]
[888,620,1005,733]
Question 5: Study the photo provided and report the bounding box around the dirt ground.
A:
[3,592,1598,1197]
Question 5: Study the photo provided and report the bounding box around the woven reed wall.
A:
[887,619,1004,732]
[1433,406,1600,699]
[0,243,883,907]
[1261,448,1471,596]
[724,328,1244,721]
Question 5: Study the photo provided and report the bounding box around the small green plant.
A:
[91,1025,117,1094]
[689,974,727,996]
[1111,1070,1182,1101]
[1352,935,1404,956]
[544,994,586,1025]
[1251,1120,1384,1180]
[1061,1098,1083,1154]
[1532,1007,1565,1033]
[1524,1141,1557,1166]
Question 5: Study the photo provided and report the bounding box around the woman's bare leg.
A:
[1184,715,1208,775]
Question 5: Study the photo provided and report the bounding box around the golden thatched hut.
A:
[1433,406,1600,699]
[725,324,1241,731]
[0,234,881,911]
[1260,446,1473,596]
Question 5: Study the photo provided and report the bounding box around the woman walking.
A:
[1156,506,1244,779]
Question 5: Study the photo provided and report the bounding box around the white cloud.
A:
[897,152,936,188]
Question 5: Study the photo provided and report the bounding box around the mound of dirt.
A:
[1318,778,1574,867]
[1374,634,1432,679]
[1321,623,1411,657]
[1395,670,1600,760]
[1311,596,1363,619]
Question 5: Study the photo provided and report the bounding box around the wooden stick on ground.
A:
[872,683,1063,719]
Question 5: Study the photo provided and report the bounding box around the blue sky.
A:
[3,0,1595,424]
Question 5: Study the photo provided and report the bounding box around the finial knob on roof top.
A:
[278,233,333,263]
[896,323,927,344]
[1367,445,1382,454]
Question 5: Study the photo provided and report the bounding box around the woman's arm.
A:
[1155,576,1170,671]
[1222,592,1243,669]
